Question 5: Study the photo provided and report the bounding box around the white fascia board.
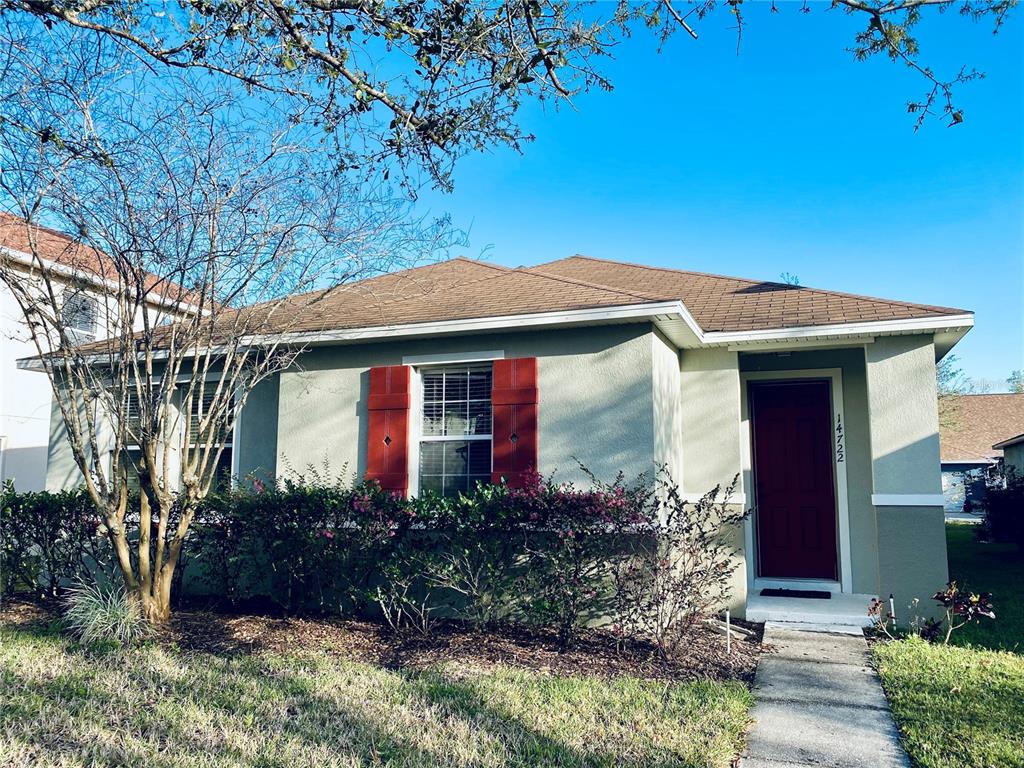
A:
[246,300,696,347]
[15,297,976,371]
[702,313,974,346]
[993,433,1024,450]
[1,244,205,316]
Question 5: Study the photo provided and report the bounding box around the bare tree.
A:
[1,1,1014,191]
[0,27,453,621]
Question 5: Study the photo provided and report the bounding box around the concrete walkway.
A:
[740,625,910,768]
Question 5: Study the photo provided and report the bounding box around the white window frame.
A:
[406,352,503,498]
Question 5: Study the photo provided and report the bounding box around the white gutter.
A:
[703,313,975,346]
[245,303,974,349]
[244,300,697,347]
[16,300,976,371]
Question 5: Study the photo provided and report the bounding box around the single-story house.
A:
[939,393,1024,515]
[43,255,975,626]
[994,432,1024,475]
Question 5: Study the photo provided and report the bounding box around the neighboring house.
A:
[40,255,975,626]
[0,213,197,491]
[939,394,1024,515]
[994,432,1024,475]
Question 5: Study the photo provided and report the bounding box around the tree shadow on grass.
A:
[0,641,606,767]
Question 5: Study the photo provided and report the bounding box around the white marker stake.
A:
[726,607,732,654]
[889,594,897,628]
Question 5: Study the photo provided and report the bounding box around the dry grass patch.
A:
[0,619,752,768]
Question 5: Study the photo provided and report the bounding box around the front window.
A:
[418,365,492,496]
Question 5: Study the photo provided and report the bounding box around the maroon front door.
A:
[750,380,838,580]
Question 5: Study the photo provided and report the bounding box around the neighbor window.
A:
[418,365,492,496]
[60,290,98,343]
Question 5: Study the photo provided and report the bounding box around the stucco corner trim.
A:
[871,493,945,507]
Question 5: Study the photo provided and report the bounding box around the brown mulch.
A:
[1,596,764,683]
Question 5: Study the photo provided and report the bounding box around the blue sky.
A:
[415,3,1023,389]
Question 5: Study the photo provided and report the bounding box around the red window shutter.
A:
[366,365,411,496]
[491,357,538,488]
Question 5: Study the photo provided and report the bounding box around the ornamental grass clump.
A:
[63,581,149,646]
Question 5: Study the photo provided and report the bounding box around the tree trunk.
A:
[138,581,172,624]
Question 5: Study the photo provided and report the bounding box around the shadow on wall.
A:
[538,358,653,487]
[0,444,48,491]
[870,386,942,496]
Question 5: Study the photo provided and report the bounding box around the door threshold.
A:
[754,578,841,594]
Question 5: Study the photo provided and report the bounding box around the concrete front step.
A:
[747,593,874,630]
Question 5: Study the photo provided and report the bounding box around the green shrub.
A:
[981,467,1023,550]
[0,481,110,599]
[63,581,149,645]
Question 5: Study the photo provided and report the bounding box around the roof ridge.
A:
[344,259,518,310]
[550,254,969,316]
[233,257,506,317]
[517,265,664,303]
[344,255,508,288]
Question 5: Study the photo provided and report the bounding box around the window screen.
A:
[419,365,492,496]
[185,387,233,491]
[61,290,98,342]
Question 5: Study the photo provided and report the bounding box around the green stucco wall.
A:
[271,324,657,486]
[679,347,747,615]
[865,335,948,616]
[652,330,683,483]
[235,374,279,482]
[680,348,743,495]
[1002,442,1024,475]
[865,336,943,496]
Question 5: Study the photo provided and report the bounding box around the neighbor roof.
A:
[0,212,200,306]
[940,394,1024,463]
[994,432,1024,450]
[245,253,968,337]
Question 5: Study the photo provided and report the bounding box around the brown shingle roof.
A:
[940,394,1024,463]
[246,253,967,337]
[532,255,967,333]
[62,251,973,355]
[0,212,200,306]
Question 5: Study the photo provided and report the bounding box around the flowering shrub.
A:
[0,481,110,598]
[613,474,747,658]
[4,468,750,653]
[512,470,651,648]
[191,477,412,614]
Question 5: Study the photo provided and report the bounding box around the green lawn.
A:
[945,522,1023,653]
[873,523,1024,768]
[0,623,752,768]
